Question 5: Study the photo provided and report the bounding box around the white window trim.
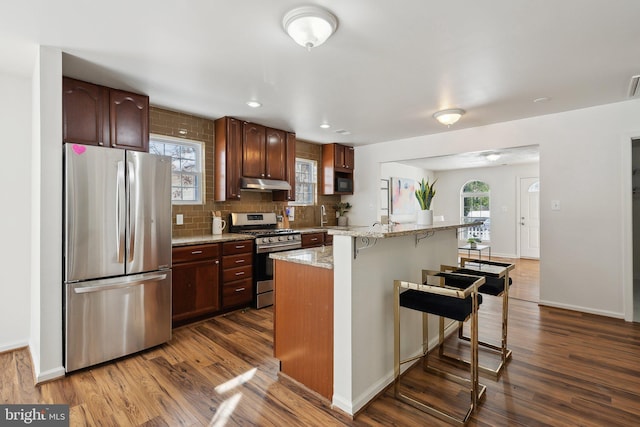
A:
[149,133,205,205]
[289,157,317,206]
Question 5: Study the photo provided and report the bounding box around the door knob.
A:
[521,221,525,226]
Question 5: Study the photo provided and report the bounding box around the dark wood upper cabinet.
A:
[322,143,355,195]
[273,132,297,202]
[63,77,110,147]
[63,77,149,152]
[109,89,149,152]
[333,144,355,172]
[214,117,243,201]
[242,122,266,178]
[265,128,286,180]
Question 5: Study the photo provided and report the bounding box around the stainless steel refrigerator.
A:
[63,143,172,372]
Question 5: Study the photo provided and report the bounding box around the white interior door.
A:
[520,177,540,258]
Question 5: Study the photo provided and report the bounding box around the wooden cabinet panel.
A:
[273,132,296,202]
[172,244,220,264]
[109,89,149,152]
[222,279,253,308]
[302,232,324,248]
[265,128,286,180]
[242,122,266,178]
[221,239,254,309]
[214,117,242,201]
[63,77,110,147]
[322,143,355,195]
[324,233,333,246]
[274,260,333,400]
[63,77,149,152]
[222,240,254,255]
[171,244,221,325]
[222,265,252,283]
[171,258,220,323]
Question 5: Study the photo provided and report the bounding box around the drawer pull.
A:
[235,259,245,264]
[191,250,203,254]
[310,238,318,241]
[235,271,245,276]
[235,287,245,292]
[235,245,246,249]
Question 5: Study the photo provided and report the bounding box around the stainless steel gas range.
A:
[229,212,302,308]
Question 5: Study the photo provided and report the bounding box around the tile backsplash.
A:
[150,107,341,237]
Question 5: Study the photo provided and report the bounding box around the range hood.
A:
[241,177,291,191]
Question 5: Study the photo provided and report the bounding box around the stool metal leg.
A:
[393,279,486,426]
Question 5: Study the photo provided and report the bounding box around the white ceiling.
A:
[2,0,640,147]
[395,145,540,171]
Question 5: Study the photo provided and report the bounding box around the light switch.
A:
[551,200,561,211]
[176,214,184,225]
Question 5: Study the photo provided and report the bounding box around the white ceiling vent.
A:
[628,75,640,97]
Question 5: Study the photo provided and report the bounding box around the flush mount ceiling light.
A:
[433,108,465,126]
[283,6,338,51]
[246,100,262,108]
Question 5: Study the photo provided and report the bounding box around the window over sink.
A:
[149,134,203,204]
[289,158,317,206]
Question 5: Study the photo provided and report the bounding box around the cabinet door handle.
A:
[215,260,220,264]
[235,287,245,292]
[191,250,203,255]
[235,271,245,276]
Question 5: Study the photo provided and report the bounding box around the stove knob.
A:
[269,237,275,243]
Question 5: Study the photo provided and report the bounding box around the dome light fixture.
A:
[283,6,338,51]
[433,108,465,126]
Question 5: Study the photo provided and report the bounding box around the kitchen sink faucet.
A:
[320,205,328,227]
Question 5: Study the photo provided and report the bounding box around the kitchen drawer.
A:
[222,265,252,282]
[222,253,252,269]
[222,278,253,308]
[302,232,324,248]
[172,244,220,264]
[222,240,253,255]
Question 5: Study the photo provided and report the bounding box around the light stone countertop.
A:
[326,221,483,239]
[292,226,350,234]
[172,233,254,247]
[269,246,333,269]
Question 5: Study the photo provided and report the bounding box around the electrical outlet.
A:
[551,200,561,211]
[176,214,184,225]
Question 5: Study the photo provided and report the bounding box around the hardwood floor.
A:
[2,264,639,426]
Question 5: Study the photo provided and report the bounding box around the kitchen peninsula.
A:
[271,221,480,415]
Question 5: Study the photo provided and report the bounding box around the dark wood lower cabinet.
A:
[172,259,220,324]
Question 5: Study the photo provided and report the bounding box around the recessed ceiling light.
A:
[246,100,262,108]
[320,123,331,129]
[486,153,501,162]
[533,97,551,103]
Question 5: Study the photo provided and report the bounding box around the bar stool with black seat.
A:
[440,257,515,378]
[393,270,486,426]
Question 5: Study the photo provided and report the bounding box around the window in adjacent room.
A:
[461,180,491,241]
[290,158,317,206]
[149,134,204,204]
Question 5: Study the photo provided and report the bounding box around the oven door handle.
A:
[256,243,302,254]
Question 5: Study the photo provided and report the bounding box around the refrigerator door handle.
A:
[116,160,126,263]
[72,272,169,294]
[127,160,136,263]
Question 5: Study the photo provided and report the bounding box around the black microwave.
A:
[336,177,353,193]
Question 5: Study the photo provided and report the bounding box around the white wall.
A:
[348,99,640,320]
[30,46,64,382]
[434,163,539,257]
[0,71,32,352]
[380,162,435,223]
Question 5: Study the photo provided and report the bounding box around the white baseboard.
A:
[538,299,625,319]
[27,343,65,384]
[0,340,29,354]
